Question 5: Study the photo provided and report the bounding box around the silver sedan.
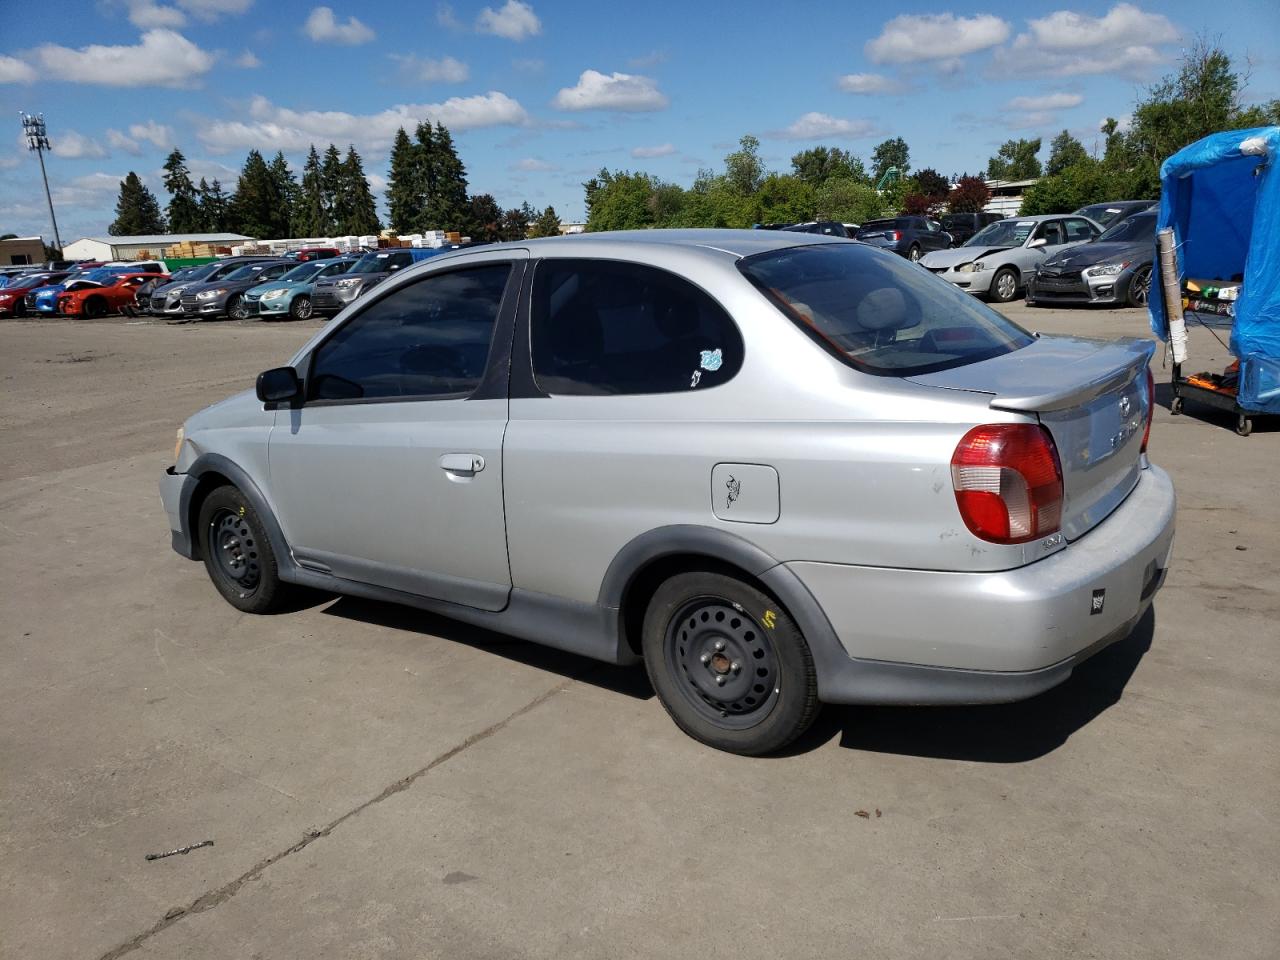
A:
[160,230,1173,755]
[920,214,1103,302]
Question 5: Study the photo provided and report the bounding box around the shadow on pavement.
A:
[322,595,655,701]
[788,606,1156,763]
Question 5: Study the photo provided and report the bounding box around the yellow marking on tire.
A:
[762,610,777,629]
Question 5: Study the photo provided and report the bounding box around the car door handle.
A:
[439,453,485,475]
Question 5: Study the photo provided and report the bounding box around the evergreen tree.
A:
[295,145,328,237]
[411,121,438,232]
[386,127,421,233]
[229,149,282,239]
[321,144,347,234]
[109,172,166,236]
[161,149,202,233]
[340,145,381,235]
[528,205,561,238]
[198,177,231,232]
[426,121,468,230]
[267,151,298,237]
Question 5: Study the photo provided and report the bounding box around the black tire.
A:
[196,485,293,613]
[227,295,249,322]
[907,244,922,262]
[641,571,820,755]
[84,296,108,318]
[1126,264,1152,308]
[989,266,1020,303]
[289,295,313,320]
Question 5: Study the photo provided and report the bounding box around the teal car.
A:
[245,257,357,320]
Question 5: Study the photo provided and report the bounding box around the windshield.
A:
[348,253,405,274]
[8,274,57,290]
[966,219,1035,248]
[279,262,327,282]
[75,269,114,284]
[738,243,1033,376]
[1098,212,1157,243]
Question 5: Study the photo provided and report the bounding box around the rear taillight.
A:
[1141,366,1154,453]
[951,424,1064,545]
[888,230,901,241]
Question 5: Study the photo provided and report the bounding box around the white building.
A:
[61,233,251,262]
[983,179,1040,217]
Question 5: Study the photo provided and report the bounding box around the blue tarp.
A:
[1149,126,1280,413]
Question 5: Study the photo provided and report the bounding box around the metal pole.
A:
[34,143,62,253]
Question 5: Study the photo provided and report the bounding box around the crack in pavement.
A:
[97,679,570,960]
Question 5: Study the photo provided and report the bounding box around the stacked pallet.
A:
[164,240,222,259]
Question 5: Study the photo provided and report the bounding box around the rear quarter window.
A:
[738,243,1033,376]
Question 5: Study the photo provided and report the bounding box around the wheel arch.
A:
[182,453,293,571]
[599,525,850,698]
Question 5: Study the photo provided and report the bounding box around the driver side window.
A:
[1037,220,1066,246]
[308,264,511,402]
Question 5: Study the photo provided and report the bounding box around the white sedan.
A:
[920,214,1102,302]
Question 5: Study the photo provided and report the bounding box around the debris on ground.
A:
[145,840,214,861]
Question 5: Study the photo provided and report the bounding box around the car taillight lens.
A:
[951,424,1063,544]
[1141,366,1154,454]
[888,231,900,241]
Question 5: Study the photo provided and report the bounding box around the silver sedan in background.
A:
[160,230,1173,755]
[920,214,1103,302]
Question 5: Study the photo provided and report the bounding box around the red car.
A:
[295,247,340,261]
[56,273,164,317]
[0,272,70,316]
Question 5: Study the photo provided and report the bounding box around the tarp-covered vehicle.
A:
[1149,126,1280,435]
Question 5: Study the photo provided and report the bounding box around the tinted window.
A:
[738,243,1033,376]
[1098,212,1157,243]
[260,263,291,279]
[531,259,743,396]
[308,264,511,401]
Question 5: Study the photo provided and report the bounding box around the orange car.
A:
[56,272,163,317]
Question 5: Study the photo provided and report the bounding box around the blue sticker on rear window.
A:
[700,348,723,371]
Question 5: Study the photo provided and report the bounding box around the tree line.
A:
[108,120,561,242]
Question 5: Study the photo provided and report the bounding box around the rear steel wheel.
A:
[664,599,780,729]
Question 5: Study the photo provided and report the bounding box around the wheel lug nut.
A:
[715,675,726,686]
[714,640,725,652]
[700,653,711,664]
[731,662,741,673]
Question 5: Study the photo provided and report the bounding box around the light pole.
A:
[19,111,63,255]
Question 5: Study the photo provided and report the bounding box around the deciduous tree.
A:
[1045,130,1089,177]
[986,138,1042,181]
[871,137,910,181]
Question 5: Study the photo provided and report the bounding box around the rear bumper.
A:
[790,464,1175,704]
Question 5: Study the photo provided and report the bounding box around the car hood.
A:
[185,389,262,434]
[316,271,388,287]
[1042,240,1149,268]
[920,246,1012,268]
[248,280,303,296]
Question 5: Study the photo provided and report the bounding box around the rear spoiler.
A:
[989,339,1154,413]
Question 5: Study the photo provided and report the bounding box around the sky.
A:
[2,0,1278,243]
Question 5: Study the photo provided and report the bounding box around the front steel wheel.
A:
[197,485,295,613]
[642,571,819,755]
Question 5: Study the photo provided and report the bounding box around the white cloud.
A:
[106,129,141,154]
[128,120,173,147]
[766,112,878,141]
[391,54,469,83]
[1027,3,1177,51]
[176,0,253,19]
[436,3,462,29]
[553,70,669,112]
[303,7,375,45]
[512,57,544,73]
[123,0,186,28]
[1007,93,1084,111]
[1101,113,1133,134]
[51,130,108,159]
[867,13,1009,63]
[366,171,387,193]
[0,54,37,84]
[34,30,215,88]
[476,0,541,41]
[837,72,899,94]
[198,92,529,153]
[235,50,261,68]
[513,157,557,171]
[631,143,676,158]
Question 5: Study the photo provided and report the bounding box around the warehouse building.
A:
[61,233,252,262]
[1,236,47,265]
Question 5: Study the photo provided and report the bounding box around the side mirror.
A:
[256,366,302,404]
[1028,237,1047,248]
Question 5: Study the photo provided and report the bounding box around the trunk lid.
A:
[909,336,1153,541]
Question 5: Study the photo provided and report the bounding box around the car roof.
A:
[455,228,839,262]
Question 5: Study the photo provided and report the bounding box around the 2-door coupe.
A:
[245,257,357,320]
[177,260,293,321]
[920,214,1103,303]
[161,230,1174,755]
[56,272,158,317]
[1028,211,1157,308]
[26,266,160,315]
